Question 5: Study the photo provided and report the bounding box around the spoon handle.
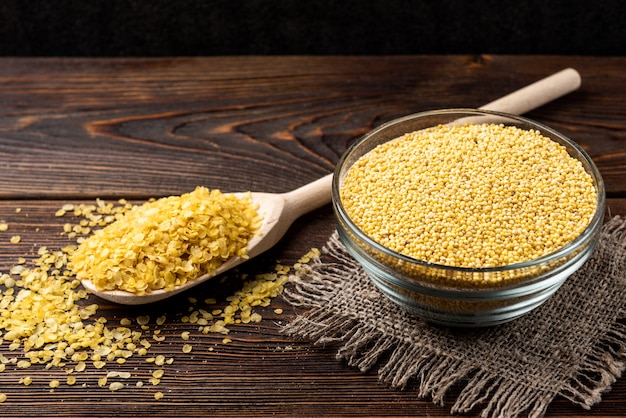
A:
[281,173,333,220]
[279,68,581,224]
[479,68,581,115]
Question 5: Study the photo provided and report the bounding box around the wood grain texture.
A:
[0,56,625,417]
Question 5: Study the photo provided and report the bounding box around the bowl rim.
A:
[332,108,606,273]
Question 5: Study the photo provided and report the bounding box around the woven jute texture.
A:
[283,216,626,418]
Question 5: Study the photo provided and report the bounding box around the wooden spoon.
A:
[82,67,581,304]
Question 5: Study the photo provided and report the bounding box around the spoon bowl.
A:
[82,175,333,304]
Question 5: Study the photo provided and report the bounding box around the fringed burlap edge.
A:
[282,216,626,418]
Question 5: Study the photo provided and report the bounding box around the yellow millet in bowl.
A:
[340,123,597,269]
[333,109,604,326]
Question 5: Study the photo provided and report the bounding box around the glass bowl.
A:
[332,109,606,327]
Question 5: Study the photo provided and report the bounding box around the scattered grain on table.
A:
[0,194,321,402]
[19,376,32,386]
[109,381,125,392]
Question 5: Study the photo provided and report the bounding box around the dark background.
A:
[0,0,624,56]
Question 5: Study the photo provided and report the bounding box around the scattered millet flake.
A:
[16,360,31,369]
[0,223,8,231]
[0,246,105,372]
[72,352,89,362]
[0,393,6,403]
[216,262,293,328]
[293,247,321,269]
[136,315,150,326]
[154,391,164,400]
[109,381,124,391]
[93,361,106,369]
[182,344,193,353]
[9,235,20,244]
[107,371,131,379]
[0,192,322,403]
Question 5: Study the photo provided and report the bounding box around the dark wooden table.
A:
[0,56,624,417]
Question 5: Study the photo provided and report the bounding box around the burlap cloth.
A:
[282,216,626,418]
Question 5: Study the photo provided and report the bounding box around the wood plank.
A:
[0,196,624,417]
[0,56,625,198]
[0,56,625,417]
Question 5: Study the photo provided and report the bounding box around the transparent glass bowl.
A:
[332,109,606,327]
